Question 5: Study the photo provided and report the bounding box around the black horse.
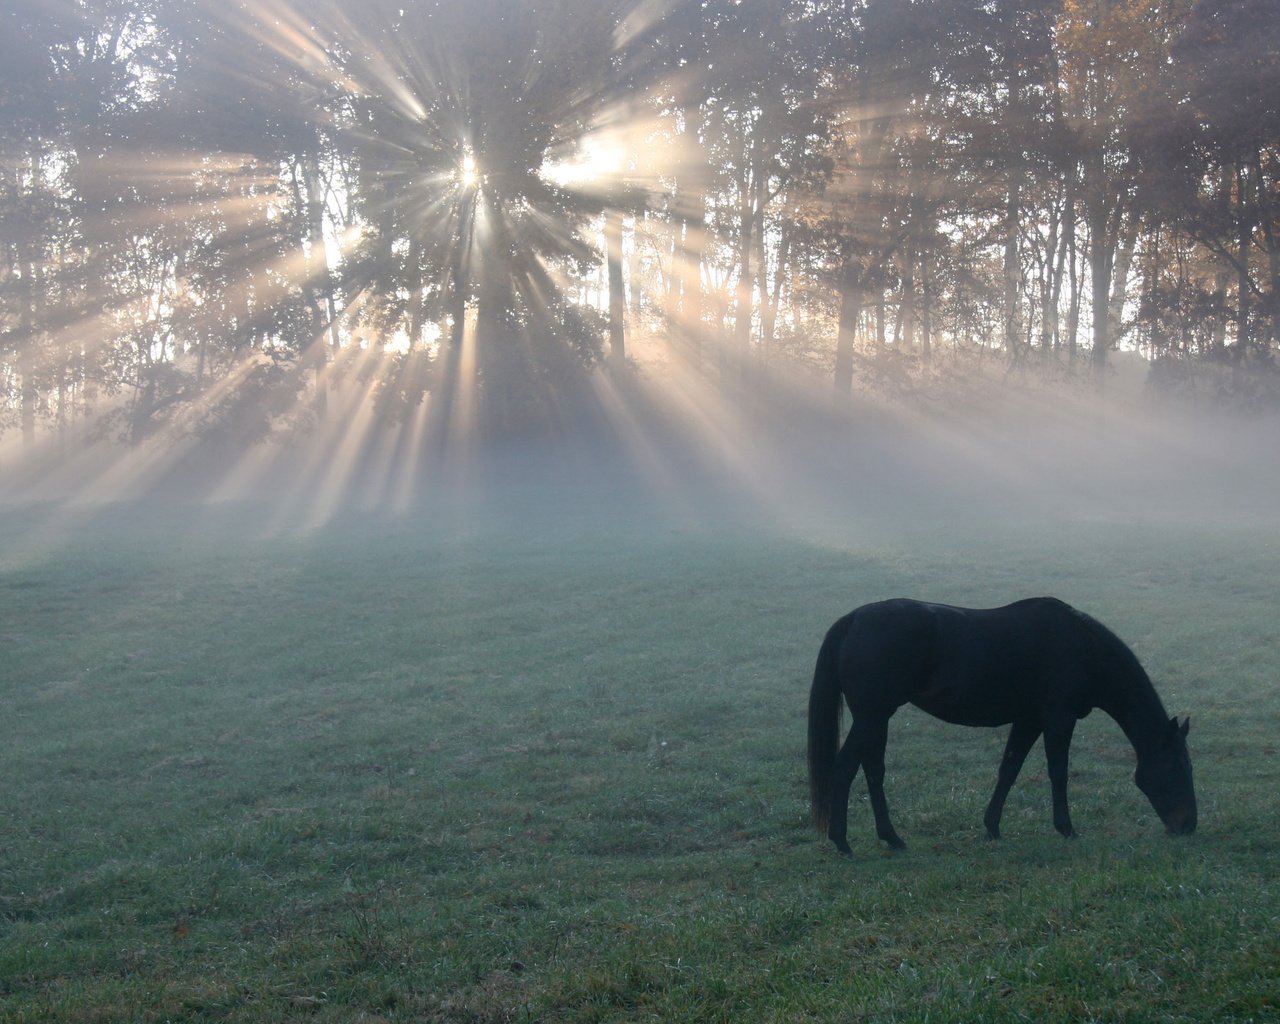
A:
[808,598,1196,855]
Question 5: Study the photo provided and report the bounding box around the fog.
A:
[3,353,1277,569]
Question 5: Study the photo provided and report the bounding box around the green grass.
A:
[1,492,1277,1023]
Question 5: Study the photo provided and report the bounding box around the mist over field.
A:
[3,355,1277,554]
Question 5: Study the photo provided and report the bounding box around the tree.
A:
[707,0,827,373]
[1058,0,1192,373]
[1,0,173,447]
[344,0,624,431]
[1173,0,1280,357]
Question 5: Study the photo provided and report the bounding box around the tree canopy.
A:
[2,0,1278,454]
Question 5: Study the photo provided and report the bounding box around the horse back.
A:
[837,597,1104,727]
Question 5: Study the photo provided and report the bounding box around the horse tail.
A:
[808,615,848,833]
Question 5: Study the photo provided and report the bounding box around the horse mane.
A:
[1063,602,1169,724]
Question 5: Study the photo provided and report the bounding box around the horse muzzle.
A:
[1165,812,1197,836]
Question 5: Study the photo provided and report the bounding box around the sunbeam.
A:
[3,0,1277,557]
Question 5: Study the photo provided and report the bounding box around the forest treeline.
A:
[1,0,1278,447]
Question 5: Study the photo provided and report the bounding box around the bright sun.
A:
[542,137,625,188]
[458,153,478,188]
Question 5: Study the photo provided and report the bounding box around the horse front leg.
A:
[983,717,1042,839]
[1042,715,1078,838]
[858,714,906,850]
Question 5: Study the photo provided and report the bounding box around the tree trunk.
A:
[627,215,643,317]
[1252,150,1280,349]
[757,202,780,357]
[1210,264,1231,355]
[19,251,37,448]
[876,281,886,349]
[448,200,471,355]
[406,237,425,352]
[920,251,933,364]
[1048,176,1073,353]
[1090,239,1112,372]
[900,254,916,351]
[680,191,705,357]
[733,183,755,359]
[605,208,626,370]
[1107,214,1139,350]
[296,154,334,415]
[1003,161,1024,356]
[1235,162,1251,351]
[1139,220,1160,355]
[432,195,473,437]
[476,254,515,428]
[665,211,682,333]
[834,268,861,394]
[1066,196,1080,362]
[1087,167,1117,372]
[673,106,706,361]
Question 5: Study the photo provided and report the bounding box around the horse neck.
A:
[1099,670,1169,761]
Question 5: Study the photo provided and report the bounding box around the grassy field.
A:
[1,482,1278,1023]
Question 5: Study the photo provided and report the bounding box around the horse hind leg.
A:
[983,717,1042,840]
[827,734,861,856]
[856,714,906,850]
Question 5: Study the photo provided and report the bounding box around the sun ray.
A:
[385,382,434,514]
[255,344,393,535]
[2,0,945,531]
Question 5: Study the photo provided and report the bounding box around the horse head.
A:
[1135,716,1196,835]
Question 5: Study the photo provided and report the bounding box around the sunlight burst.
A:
[15,0,1251,541]
[458,152,479,189]
[542,138,626,189]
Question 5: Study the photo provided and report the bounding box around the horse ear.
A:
[1180,716,1190,739]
